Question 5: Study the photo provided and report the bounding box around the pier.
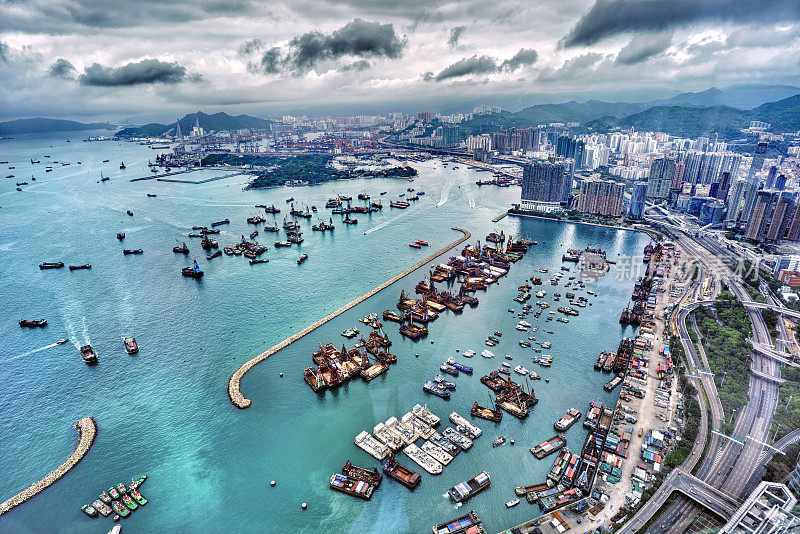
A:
[129,168,199,182]
[227,227,471,409]
[157,172,245,184]
[0,417,97,516]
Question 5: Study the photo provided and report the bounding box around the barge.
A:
[470,401,502,422]
[547,448,572,484]
[330,474,374,500]
[449,412,482,439]
[429,431,460,456]
[354,431,389,460]
[383,452,421,489]
[421,441,453,466]
[432,511,487,534]
[515,482,550,497]
[604,374,624,391]
[403,443,442,475]
[531,434,567,459]
[554,408,582,431]
[448,472,490,503]
[412,404,440,427]
[373,422,405,451]
[342,461,382,488]
[19,319,47,327]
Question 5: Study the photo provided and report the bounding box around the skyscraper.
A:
[740,140,769,223]
[520,160,570,212]
[628,181,648,219]
[647,157,676,200]
[576,178,625,217]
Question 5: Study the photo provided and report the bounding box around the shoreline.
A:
[507,211,656,237]
[227,227,471,409]
[0,417,97,516]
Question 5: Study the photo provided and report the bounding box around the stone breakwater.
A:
[0,417,97,516]
[228,227,471,409]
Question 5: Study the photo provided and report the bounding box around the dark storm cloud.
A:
[562,0,800,47]
[448,25,466,47]
[79,59,197,86]
[615,32,672,65]
[499,48,538,71]
[434,55,498,81]
[49,58,76,78]
[246,18,405,75]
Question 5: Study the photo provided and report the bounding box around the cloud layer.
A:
[433,48,538,81]
[78,59,197,86]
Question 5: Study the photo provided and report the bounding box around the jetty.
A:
[0,417,96,516]
[228,227,471,409]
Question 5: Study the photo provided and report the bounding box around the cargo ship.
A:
[530,434,567,459]
[594,351,608,370]
[602,352,616,372]
[211,219,230,227]
[19,319,47,327]
[403,443,442,475]
[431,511,487,534]
[547,448,572,484]
[329,473,375,500]
[448,472,490,503]
[554,408,582,431]
[583,400,603,428]
[123,336,138,354]
[382,452,421,489]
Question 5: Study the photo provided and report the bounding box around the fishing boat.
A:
[123,249,143,255]
[181,260,204,279]
[207,250,222,260]
[448,472,490,503]
[111,501,129,518]
[297,253,308,264]
[554,408,582,431]
[80,345,98,365]
[39,262,64,269]
[123,336,139,354]
[19,319,47,327]
[492,436,506,447]
[423,381,450,399]
[130,489,147,506]
[530,434,567,459]
[109,487,120,500]
[121,494,137,510]
[126,210,133,216]
[81,504,98,517]
[439,363,459,377]
[433,375,456,390]
[382,452,421,490]
[446,358,472,373]
[173,242,189,254]
[330,473,375,500]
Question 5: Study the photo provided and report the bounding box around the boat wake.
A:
[6,341,60,362]
[436,176,458,207]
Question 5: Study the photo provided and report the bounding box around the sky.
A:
[1,0,800,123]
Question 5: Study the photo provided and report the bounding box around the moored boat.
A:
[39,262,64,269]
[111,500,129,517]
[403,443,442,475]
[448,471,490,503]
[81,504,98,517]
[470,401,502,422]
[69,264,91,270]
[329,473,375,500]
[554,408,582,431]
[382,452,421,490]
[531,434,567,459]
[355,430,389,460]
[181,260,204,278]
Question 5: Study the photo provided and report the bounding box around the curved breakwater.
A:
[227,227,471,409]
[0,417,97,516]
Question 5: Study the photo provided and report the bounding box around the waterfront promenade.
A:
[0,417,97,516]
[228,227,471,409]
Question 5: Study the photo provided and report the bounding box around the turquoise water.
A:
[0,133,647,533]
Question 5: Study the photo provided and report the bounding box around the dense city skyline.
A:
[1,0,800,122]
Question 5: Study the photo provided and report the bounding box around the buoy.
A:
[510,439,515,445]
[431,341,434,344]
[301,502,307,510]
[270,480,276,487]
[280,373,284,377]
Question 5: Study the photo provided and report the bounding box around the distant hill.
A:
[587,94,800,137]
[0,118,113,135]
[115,111,273,138]
[649,84,800,110]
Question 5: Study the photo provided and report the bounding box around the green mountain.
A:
[115,111,273,138]
[650,84,800,110]
[0,117,113,135]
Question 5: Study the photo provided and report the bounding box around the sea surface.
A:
[0,132,647,533]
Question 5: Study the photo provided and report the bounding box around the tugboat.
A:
[126,210,133,216]
[123,336,138,354]
[123,249,143,255]
[69,264,91,270]
[117,233,125,240]
[39,262,64,269]
[80,344,98,365]
[19,319,47,327]
[297,253,308,264]
[182,260,204,279]
[100,173,109,182]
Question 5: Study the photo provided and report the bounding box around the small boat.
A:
[415,240,428,246]
[130,489,148,506]
[506,498,520,508]
[514,365,529,376]
[439,363,459,377]
[80,344,98,365]
[207,250,222,260]
[121,494,137,510]
[182,260,204,279]
[480,349,494,358]
[173,242,189,254]
[123,336,138,354]
[119,162,126,169]
[123,249,143,255]
[274,241,291,247]
[423,381,450,399]
[297,253,308,264]
[68,264,91,270]
[409,242,421,248]
[39,262,64,269]
[111,501,129,518]
[126,210,133,216]
[249,258,269,265]
[117,233,125,240]
[492,436,506,447]
[81,504,98,517]
[446,358,473,373]
[108,487,120,500]
[463,349,476,358]
[56,338,69,345]
[19,319,47,327]
[211,219,230,227]
[342,327,359,338]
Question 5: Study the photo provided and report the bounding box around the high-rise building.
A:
[741,140,769,223]
[576,178,625,217]
[492,132,509,152]
[765,165,779,189]
[726,178,747,226]
[745,190,798,243]
[628,181,648,219]
[647,157,676,200]
[520,160,570,212]
[776,174,788,191]
[717,172,731,201]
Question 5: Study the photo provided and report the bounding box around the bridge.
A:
[751,341,799,367]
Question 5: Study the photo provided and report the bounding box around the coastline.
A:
[0,417,97,516]
[227,227,471,409]
[508,211,655,237]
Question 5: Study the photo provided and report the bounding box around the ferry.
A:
[330,473,375,500]
[382,452,421,489]
[470,401,502,422]
[446,358,473,373]
[80,345,98,365]
[423,381,450,399]
[355,431,389,460]
[403,443,442,475]
[182,260,204,279]
[554,408,582,431]
[429,431,460,456]
[442,427,473,450]
[19,319,47,327]
[449,412,482,438]
[421,440,453,465]
[297,253,308,264]
[448,471,490,503]
[530,434,566,459]
[123,336,139,354]
[412,404,440,427]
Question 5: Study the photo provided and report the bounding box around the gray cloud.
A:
[239,39,264,56]
[615,32,672,65]
[562,0,800,47]
[500,48,538,71]
[0,41,8,63]
[79,59,197,86]
[448,25,466,47]
[246,18,405,75]
[49,58,76,78]
[435,55,498,81]
[537,52,606,81]
[340,59,371,72]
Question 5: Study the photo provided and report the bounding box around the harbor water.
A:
[0,132,647,533]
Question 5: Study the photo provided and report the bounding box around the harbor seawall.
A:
[0,417,97,516]
[228,227,471,409]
